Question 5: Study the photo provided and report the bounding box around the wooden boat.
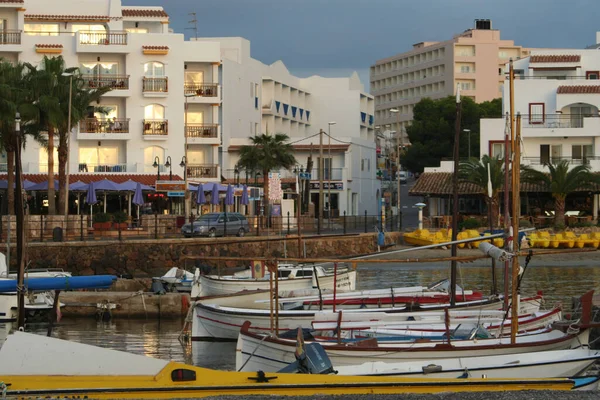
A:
[330,348,600,379]
[194,263,356,297]
[235,321,591,372]
[193,294,543,340]
[0,331,586,398]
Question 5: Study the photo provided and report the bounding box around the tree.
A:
[402,96,502,173]
[521,160,600,226]
[459,154,505,227]
[237,133,296,214]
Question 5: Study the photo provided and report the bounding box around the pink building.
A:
[371,19,532,136]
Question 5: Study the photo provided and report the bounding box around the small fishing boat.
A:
[153,267,194,293]
[0,331,586,398]
[193,263,356,297]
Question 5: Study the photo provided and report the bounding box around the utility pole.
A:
[186,12,198,39]
[318,129,324,234]
[450,84,462,307]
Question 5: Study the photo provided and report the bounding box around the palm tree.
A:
[458,154,505,227]
[521,160,600,226]
[237,133,296,214]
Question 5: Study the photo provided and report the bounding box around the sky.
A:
[123,0,599,90]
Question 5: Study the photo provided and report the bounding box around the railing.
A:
[185,124,219,138]
[523,156,599,166]
[0,30,21,45]
[77,163,128,173]
[510,75,593,80]
[82,75,129,90]
[310,168,344,181]
[143,120,168,136]
[143,77,168,93]
[79,118,130,133]
[523,114,599,128]
[183,83,218,97]
[79,31,127,45]
[187,164,218,179]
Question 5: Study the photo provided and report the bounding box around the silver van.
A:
[181,212,250,238]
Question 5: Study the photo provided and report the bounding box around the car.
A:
[181,212,250,238]
[398,170,408,184]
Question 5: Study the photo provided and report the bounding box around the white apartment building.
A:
[195,37,379,216]
[0,0,222,200]
[371,19,531,137]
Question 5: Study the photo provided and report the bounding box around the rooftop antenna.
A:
[185,12,198,40]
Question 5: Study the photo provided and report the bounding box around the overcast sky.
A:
[123,0,598,89]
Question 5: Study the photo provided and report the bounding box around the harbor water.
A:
[25,262,600,370]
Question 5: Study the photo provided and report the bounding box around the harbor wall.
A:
[4,233,401,277]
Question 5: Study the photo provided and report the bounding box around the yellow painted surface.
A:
[2,361,576,398]
[143,49,169,55]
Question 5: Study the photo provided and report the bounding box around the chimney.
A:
[474,19,492,30]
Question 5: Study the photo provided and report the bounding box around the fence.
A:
[0,211,404,243]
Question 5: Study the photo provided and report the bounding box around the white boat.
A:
[235,322,591,372]
[192,296,543,340]
[327,348,600,379]
[194,263,356,298]
[154,267,194,293]
[0,294,17,322]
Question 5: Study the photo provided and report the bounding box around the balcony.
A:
[78,31,127,46]
[185,123,219,142]
[143,119,168,139]
[82,75,129,90]
[77,163,128,173]
[310,168,345,181]
[0,30,21,45]
[78,118,130,140]
[521,114,600,138]
[184,83,218,97]
[187,164,218,179]
[143,77,168,95]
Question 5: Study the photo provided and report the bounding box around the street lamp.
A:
[62,72,74,216]
[463,129,472,159]
[179,156,187,180]
[152,156,160,182]
[415,202,426,230]
[390,108,401,227]
[327,121,336,221]
[164,156,173,181]
[234,166,240,185]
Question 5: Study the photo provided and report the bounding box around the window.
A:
[185,71,203,85]
[24,23,59,36]
[255,123,259,135]
[143,146,164,173]
[187,110,203,124]
[144,62,165,77]
[569,106,592,128]
[79,61,119,76]
[572,144,593,163]
[499,51,508,58]
[361,159,364,171]
[460,65,470,73]
[79,146,118,170]
[95,105,117,121]
[125,28,148,34]
[528,103,545,124]
[491,143,504,159]
[541,144,562,164]
[72,24,105,33]
[586,71,599,80]
[460,82,471,90]
[38,147,58,173]
[145,104,165,120]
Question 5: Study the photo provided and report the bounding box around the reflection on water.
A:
[14,263,600,371]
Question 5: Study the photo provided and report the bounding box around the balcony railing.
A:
[509,75,594,80]
[79,31,127,45]
[0,30,21,45]
[524,114,599,128]
[184,83,218,97]
[79,118,130,133]
[185,123,218,138]
[143,119,168,136]
[77,163,128,173]
[143,77,168,93]
[187,164,218,179]
[523,156,599,166]
[82,75,129,90]
[310,168,344,181]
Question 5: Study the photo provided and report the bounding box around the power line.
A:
[323,131,377,151]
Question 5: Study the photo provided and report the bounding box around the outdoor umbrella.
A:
[69,181,88,191]
[132,182,144,221]
[195,183,205,214]
[86,181,98,226]
[240,185,249,205]
[210,182,220,207]
[225,184,234,206]
[93,179,120,213]
[28,179,59,191]
[0,179,35,190]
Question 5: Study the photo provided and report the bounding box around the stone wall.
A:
[3,233,401,277]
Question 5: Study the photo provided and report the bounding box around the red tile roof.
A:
[0,174,182,186]
[557,85,600,94]
[35,44,63,49]
[142,45,169,50]
[122,9,168,18]
[530,55,581,63]
[25,14,111,21]
[0,0,24,3]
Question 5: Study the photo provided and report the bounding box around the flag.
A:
[251,261,265,279]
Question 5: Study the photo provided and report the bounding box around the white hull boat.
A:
[154,267,194,293]
[235,323,591,372]
[0,294,17,322]
[192,296,543,340]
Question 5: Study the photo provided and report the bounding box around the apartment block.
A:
[371,19,531,137]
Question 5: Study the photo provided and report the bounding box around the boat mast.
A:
[14,112,26,329]
[503,60,516,311]
[510,112,522,344]
[450,84,462,306]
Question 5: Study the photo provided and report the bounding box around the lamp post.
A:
[390,108,401,228]
[14,111,26,329]
[415,202,426,230]
[62,72,74,216]
[179,156,187,180]
[463,129,471,159]
[234,166,240,185]
[255,171,261,216]
[152,156,160,182]
[164,156,172,181]
[184,93,195,219]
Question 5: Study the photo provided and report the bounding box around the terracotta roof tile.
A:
[122,9,168,18]
[0,0,24,3]
[0,174,182,186]
[557,85,600,94]
[142,45,169,50]
[35,44,63,49]
[530,55,581,63]
[25,14,111,21]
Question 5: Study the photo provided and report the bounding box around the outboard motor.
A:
[278,327,336,375]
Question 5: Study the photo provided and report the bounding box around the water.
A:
[23,263,600,371]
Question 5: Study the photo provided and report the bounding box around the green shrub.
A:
[460,218,481,230]
[112,211,128,223]
[93,212,111,223]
